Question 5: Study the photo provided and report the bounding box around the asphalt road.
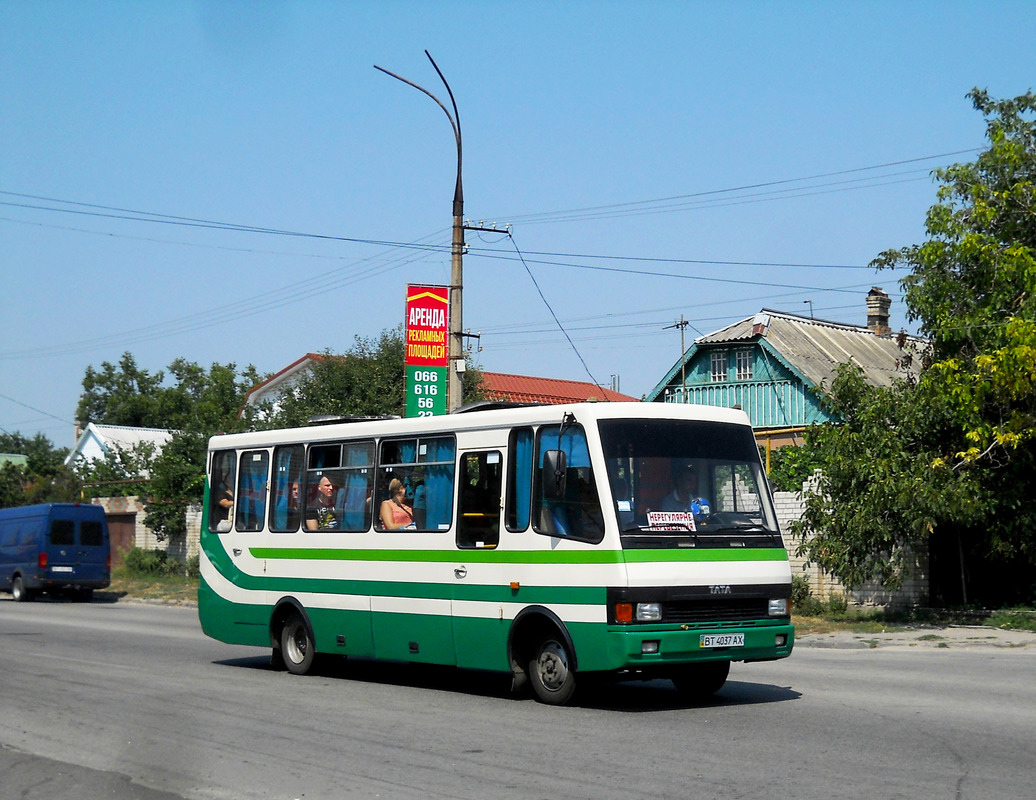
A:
[1,597,1034,800]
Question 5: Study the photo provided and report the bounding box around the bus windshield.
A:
[598,418,783,549]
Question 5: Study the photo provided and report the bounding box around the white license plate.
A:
[700,633,744,648]
[51,566,74,573]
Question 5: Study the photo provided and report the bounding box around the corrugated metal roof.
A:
[697,310,923,389]
[480,372,638,404]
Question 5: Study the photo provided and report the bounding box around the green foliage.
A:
[74,354,264,538]
[0,432,80,508]
[790,574,820,615]
[120,547,187,576]
[764,442,821,492]
[77,353,166,428]
[984,611,1036,632]
[143,431,208,540]
[798,91,1036,602]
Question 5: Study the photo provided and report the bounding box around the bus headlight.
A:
[636,603,662,622]
[768,598,789,616]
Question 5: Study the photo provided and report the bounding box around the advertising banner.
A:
[405,285,449,417]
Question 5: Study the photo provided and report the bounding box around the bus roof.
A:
[208,401,754,450]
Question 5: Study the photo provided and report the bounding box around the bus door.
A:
[452,449,506,670]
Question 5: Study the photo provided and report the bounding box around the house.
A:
[64,423,176,470]
[646,288,924,446]
[240,355,638,415]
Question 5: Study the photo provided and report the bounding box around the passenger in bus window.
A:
[214,472,234,523]
[380,478,415,529]
[659,463,711,520]
[306,477,339,530]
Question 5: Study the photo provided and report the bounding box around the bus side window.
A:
[270,445,304,533]
[209,450,237,533]
[236,450,269,532]
[533,424,604,544]
[505,428,533,531]
[378,436,455,531]
[457,451,502,549]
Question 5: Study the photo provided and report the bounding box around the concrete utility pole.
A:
[376,52,465,412]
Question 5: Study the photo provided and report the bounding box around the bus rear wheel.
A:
[528,636,577,705]
[672,661,730,698]
[280,612,315,675]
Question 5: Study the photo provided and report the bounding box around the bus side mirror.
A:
[542,450,567,500]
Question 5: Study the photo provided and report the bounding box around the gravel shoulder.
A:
[795,625,1036,650]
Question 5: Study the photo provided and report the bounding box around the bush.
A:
[122,547,170,576]
[792,574,825,616]
[185,554,200,579]
[121,547,191,577]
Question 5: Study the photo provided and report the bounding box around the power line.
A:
[507,233,601,388]
[495,148,980,224]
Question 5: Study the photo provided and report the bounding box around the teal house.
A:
[646,289,923,443]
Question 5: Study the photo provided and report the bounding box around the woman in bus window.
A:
[380,478,415,529]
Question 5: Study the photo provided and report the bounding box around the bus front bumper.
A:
[603,621,794,670]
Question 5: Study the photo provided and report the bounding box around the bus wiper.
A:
[705,524,771,534]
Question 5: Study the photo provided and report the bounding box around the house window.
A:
[736,349,753,381]
[710,351,728,382]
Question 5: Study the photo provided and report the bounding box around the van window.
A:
[81,520,104,546]
[51,520,75,546]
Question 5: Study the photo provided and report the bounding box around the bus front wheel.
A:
[528,636,577,705]
[280,612,315,675]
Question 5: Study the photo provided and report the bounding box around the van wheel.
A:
[280,612,315,675]
[672,661,730,697]
[12,577,33,602]
[528,635,577,705]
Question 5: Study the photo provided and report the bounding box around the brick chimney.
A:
[866,287,891,335]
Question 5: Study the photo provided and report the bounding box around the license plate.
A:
[51,566,74,573]
[700,633,744,648]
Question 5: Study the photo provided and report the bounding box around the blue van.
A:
[0,503,111,602]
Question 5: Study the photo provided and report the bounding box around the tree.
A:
[76,353,165,428]
[74,354,265,540]
[796,90,1036,604]
[0,432,79,508]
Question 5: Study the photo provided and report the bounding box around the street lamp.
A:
[375,52,465,413]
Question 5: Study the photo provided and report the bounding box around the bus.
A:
[198,401,793,704]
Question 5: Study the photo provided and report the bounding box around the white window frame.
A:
[736,349,753,381]
[710,350,728,383]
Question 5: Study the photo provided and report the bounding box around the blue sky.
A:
[2,1,1033,447]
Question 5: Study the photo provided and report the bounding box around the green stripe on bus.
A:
[248,546,786,564]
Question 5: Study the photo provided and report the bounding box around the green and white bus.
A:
[199,401,793,704]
